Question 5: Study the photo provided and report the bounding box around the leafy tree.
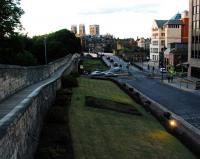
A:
[31,29,82,64]
[0,34,37,65]
[0,0,24,39]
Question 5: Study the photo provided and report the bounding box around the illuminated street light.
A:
[169,119,177,128]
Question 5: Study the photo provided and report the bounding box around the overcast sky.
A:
[20,0,189,39]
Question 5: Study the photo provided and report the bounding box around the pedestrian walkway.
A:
[0,56,76,122]
[163,78,200,96]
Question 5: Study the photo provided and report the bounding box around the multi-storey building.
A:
[150,11,189,64]
[188,0,200,78]
[137,37,151,50]
[164,11,189,67]
[164,14,182,47]
[150,20,167,61]
[89,25,100,36]
[71,25,77,35]
[79,24,86,37]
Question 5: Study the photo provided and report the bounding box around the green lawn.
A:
[69,78,196,159]
[83,58,108,72]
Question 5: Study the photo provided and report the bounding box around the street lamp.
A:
[161,68,164,82]
[44,37,48,65]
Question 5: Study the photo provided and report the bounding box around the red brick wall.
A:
[181,18,189,43]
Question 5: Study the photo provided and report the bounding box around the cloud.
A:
[79,3,160,15]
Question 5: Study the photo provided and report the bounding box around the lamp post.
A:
[161,68,164,82]
[44,37,47,65]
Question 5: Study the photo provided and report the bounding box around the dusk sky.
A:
[20,0,189,39]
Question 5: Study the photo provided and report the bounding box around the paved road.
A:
[103,55,200,129]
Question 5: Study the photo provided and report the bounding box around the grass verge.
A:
[83,58,108,72]
[69,78,196,159]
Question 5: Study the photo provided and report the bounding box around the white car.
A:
[90,71,105,76]
[104,72,117,77]
[110,67,121,73]
[160,68,167,73]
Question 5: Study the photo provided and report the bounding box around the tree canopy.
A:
[0,0,24,39]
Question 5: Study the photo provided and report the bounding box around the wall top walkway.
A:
[0,54,79,139]
[0,54,73,103]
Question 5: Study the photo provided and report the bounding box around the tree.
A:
[0,0,24,39]
[30,29,82,64]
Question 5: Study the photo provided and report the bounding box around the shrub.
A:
[46,107,67,123]
[62,75,78,88]
[56,89,72,96]
[55,95,71,106]
[70,72,80,78]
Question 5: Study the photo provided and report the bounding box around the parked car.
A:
[110,67,121,73]
[110,59,114,63]
[104,72,117,77]
[160,68,167,73]
[106,56,110,60]
[114,62,118,67]
[90,71,105,76]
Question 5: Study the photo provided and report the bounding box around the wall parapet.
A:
[0,54,79,159]
[0,54,72,103]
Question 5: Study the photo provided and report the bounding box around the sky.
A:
[20,0,189,39]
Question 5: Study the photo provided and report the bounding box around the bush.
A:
[46,107,67,123]
[70,72,80,78]
[62,75,78,88]
[56,89,72,96]
[15,51,37,66]
[55,95,71,106]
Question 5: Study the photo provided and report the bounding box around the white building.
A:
[137,37,151,50]
[150,20,167,61]
[138,38,145,48]
[150,13,184,63]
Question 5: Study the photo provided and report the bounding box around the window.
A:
[152,41,158,45]
[161,33,165,36]
[197,5,200,14]
[161,40,165,46]
[191,67,200,78]
[198,51,200,58]
[197,21,200,29]
[193,6,197,15]
[152,48,159,53]
[191,50,195,58]
[193,21,196,29]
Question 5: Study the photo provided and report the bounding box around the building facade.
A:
[71,25,77,35]
[188,0,200,78]
[137,37,151,50]
[89,25,100,36]
[150,20,167,61]
[164,43,188,66]
[79,24,86,37]
[150,12,189,64]
[182,10,189,43]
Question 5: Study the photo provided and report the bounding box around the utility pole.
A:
[44,37,47,65]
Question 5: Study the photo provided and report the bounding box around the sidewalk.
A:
[134,62,160,74]
[163,78,200,96]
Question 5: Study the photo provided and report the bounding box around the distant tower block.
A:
[71,25,77,34]
[89,25,100,36]
[79,24,86,37]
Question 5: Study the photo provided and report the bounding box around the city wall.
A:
[0,54,78,159]
[0,54,72,103]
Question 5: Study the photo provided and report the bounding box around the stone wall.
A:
[0,54,72,103]
[0,55,78,159]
